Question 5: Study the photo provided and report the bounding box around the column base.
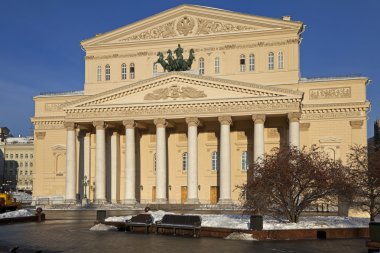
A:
[155,198,168,204]
[122,199,137,205]
[81,198,89,205]
[93,199,108,204]
[64,199,77,204]
[218,198,233,205]
[185,198,200,204]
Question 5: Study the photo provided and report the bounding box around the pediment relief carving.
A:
[51,144,66,151]
[144,85,206,100]
[118,15,258,42]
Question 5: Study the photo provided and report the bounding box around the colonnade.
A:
[65,112,301,204]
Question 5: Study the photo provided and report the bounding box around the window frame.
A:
[97,65,102,81]
[105,64,111,81]
[214,57,220,74]
[199,58,205,75]
[130,63,135,79]
[182,152,188,172]
[211,151,219,171]
[278,51,284,69]
[268,52,274,70]
[121,63,127,80]
[249,54,255,72]
[241,151,249,171]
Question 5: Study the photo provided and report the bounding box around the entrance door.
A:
[210,186,219,204]
[152,186,156,202]
[181,186,188,204]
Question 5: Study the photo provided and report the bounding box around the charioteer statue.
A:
[155,44,195,72]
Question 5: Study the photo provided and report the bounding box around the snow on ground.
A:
[12,192,32,203]
[0,209,33,219]
[90,223,118,231]
[105,210,369,230]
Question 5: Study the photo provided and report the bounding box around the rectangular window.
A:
[278,52,284,69]
[20,154,23,159]
[97,65,102,81]
[214,57,220,74]
[30,154,33,159]
[25,154,28,159]
[241,151,249,171]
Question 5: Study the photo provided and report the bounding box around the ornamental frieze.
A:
[86,39,299,60]
[65,101,300,119]
[301,111,363,120]
[45,103,63,112]
[144,85,206,100]
[309,87,351,100]
[196,18,255,35]
[119,21,176,42]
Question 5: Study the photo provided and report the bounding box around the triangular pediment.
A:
[64,72,303,111]
[82,5,303,47]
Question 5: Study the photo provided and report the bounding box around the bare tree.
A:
[239,146,350,223]
[347,144,380,221]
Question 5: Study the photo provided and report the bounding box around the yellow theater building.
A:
[31,5,370,205]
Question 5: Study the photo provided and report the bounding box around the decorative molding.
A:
[122,120,136,129]
[33,118,64,130]
[350,120,363,129]
[154,118,167,128]
[218,116,232,125]
[85,39,300,60]
[185,117,201,127]
[63,122,76,131]
[45,103,64,112]
[301,111,363,120]
[93,121,105,130]
[319,137,343,144]
[64,72,302,109]
[35,132,46,140]
[176,16,195,36]
[310,87,351,100]
[66,100,301,120]
[288,112,302,122]
[144,85,207,100]
[196,18,255,35]
[119,21,176,42]
[300,123,310,131]
[252,114,266,124]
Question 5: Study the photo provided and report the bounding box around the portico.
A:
[63,73,303,204]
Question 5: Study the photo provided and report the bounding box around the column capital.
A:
[63,122,76,131]
[154,118,167,128]
[288,112,302,122]
[186,117,201,127]
[218,116,232,125]
[123,120,136,129]
[93,121,106,130]
[252,114,266,124]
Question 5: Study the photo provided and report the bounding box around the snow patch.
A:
[225,232,257,241]
[90,224,118,231]
[105,215,132,222]
[0,209,33,219]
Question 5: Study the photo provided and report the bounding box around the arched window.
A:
[268,52,274,70]
[249,54,255,72]
[182,152,188,171]
[121,63,127,80]
[278,51,284,69]
[153,153,156,171]
[105,64,110,80]
[211,151,219,171]
[240,54,246,72]
[97,65,102,81]
[130,63,135,79]
[30,162,33,167]
[199,58,205,75]
[241,151,249,171]
[153,63,158,74]
[214,57,220,74]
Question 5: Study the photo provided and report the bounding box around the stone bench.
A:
[125,214,154,233]
[155,214,202,237]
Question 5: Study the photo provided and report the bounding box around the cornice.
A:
[302,101,370,111]
[64,72,302,109]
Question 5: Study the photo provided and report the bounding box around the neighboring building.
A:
[31,5,370,204]
[0,136,34,192]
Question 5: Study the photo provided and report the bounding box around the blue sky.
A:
[0,0,378,137]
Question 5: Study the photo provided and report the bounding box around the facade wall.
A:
[31,5,370,204]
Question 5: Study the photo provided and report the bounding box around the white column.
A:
[64,122,77,203]
[288,112,301,148]
[123,120,136,204]
[111,130,120,204]
[186,117,200,204]
[218,116,232,204]
[93,121,107,204]
[252,114,266,162]
[154,118,167,204]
